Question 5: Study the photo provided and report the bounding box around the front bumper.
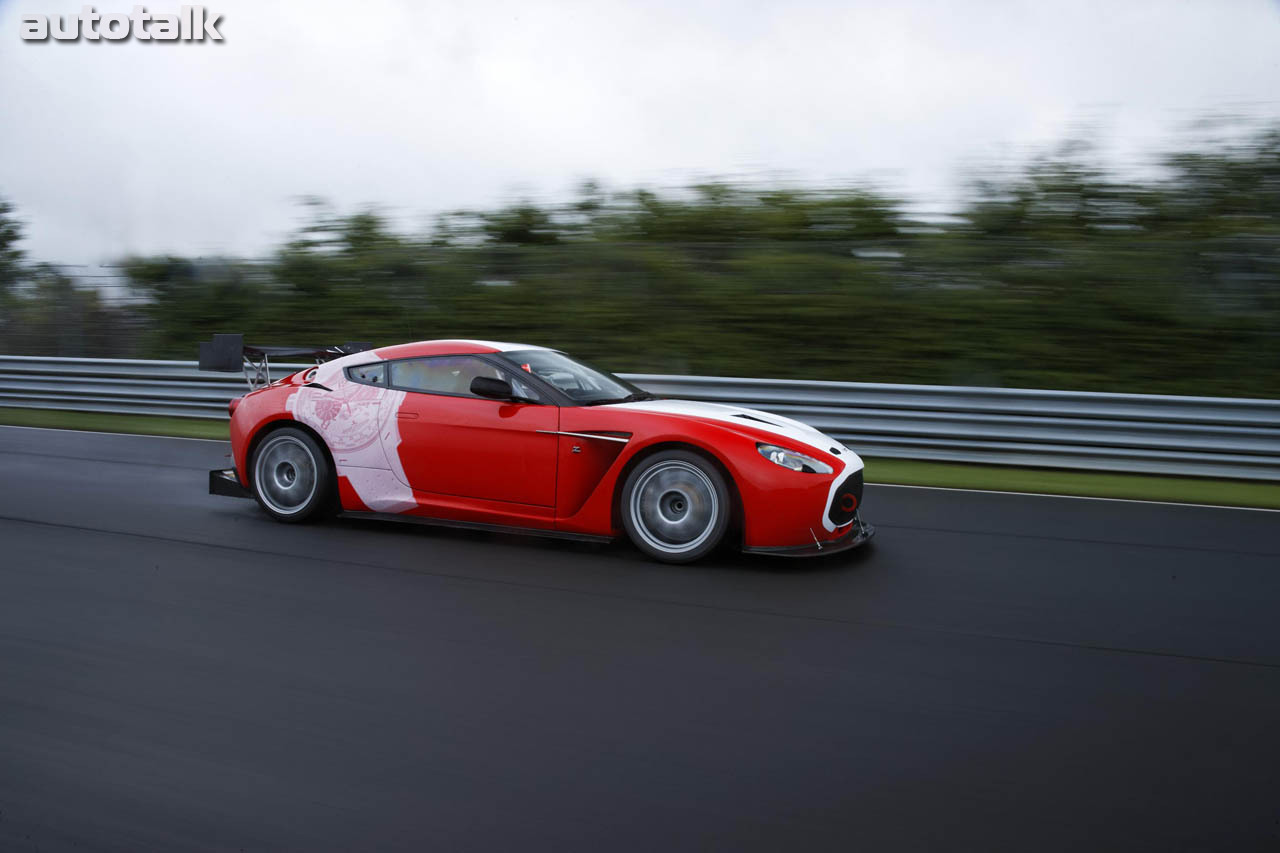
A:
[742,512,875,558]
[209,468,252,499]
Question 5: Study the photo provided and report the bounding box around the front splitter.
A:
[742,516,875,558]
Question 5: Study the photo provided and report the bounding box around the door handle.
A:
[396,412,419,420]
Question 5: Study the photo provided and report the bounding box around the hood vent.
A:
[735,413,780,427]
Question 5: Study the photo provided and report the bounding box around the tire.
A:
[250,427,333,523]
[620,449,731,563]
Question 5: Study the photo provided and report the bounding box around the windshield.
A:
[498,350,649,405]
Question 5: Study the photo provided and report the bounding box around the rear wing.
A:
[198,333,372,390]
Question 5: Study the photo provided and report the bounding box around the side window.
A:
[390,356,542,401]
[346,362,386,386]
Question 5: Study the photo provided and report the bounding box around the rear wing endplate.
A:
[198,334,371,390]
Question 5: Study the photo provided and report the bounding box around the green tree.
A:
[116,124,1280,398]
[0,196,22,289]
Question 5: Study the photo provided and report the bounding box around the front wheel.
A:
[251,427,332,523]
[621,450,731,563]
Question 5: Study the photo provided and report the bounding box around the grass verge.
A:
[864,457,1280,510]
[2,406,1276,510]
[0,407,228,440]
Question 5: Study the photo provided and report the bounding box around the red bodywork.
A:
[227,340,865,551]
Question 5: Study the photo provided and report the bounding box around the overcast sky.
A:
[1,0,1278,264]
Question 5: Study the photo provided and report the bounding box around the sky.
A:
[1,0,1278,265]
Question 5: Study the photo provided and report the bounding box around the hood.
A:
[609,398,861,467]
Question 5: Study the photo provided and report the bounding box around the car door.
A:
[384,355,559,507]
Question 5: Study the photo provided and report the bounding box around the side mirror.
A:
[470,376,515,400]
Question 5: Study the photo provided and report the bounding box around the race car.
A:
[200,335,874,563]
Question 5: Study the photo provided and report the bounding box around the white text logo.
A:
[21,6,223,41]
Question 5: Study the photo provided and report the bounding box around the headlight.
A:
[757,443,833,474]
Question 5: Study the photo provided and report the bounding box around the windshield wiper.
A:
[583,391,656,406]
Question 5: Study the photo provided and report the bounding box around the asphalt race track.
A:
[1,425,1278,851]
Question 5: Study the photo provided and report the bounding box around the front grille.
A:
[827,469,864,527]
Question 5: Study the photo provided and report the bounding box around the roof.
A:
[369,339,546,361]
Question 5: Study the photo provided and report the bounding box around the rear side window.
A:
[389,355,542,401]
[390,356,501,396]
[346,363,386,386]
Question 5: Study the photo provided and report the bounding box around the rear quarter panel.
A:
[229,380,303,487]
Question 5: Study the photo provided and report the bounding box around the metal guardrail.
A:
[2,355,1278,480]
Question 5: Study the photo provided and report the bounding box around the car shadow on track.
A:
[323,511,875,577]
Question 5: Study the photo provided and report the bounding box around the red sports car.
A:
[202,336,874,563]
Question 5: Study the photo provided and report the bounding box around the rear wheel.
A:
[251,427,332,523]
[621,450,730,563]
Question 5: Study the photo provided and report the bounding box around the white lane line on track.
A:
[0,424,227,443]
[3,424,1273,513]
[868,482,1280,513]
